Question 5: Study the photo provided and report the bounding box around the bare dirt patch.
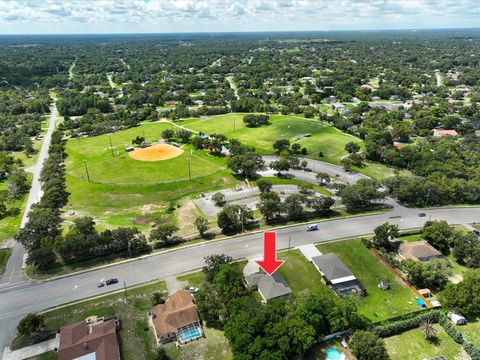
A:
[128,144,183,161]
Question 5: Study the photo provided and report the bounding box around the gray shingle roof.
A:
[245,271,292,301]
[311,253,354,281]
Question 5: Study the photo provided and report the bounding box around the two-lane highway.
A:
[0,205,479,353]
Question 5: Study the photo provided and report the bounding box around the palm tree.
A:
[420,319,438,339]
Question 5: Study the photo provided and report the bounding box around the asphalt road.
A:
[0,99,61,287]
[0,204,479,353]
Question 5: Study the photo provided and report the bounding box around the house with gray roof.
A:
[244,271,292,303]
[311,253,365,297]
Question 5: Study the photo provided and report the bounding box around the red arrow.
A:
[256,232,284,275]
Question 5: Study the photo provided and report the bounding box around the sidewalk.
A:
[2,335,58,360]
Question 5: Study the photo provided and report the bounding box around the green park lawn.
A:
[12,281,168,359]
[277,249,327,294]
[65,122,224,184]
[459,320,480,347]
[182,114,363,163]
[317,239,419,321]
[0,248,12,276]
[384,325,463,360]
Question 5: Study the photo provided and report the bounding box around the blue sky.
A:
[0,0,478,34]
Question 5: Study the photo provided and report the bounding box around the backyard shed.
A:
[448,311,466,325]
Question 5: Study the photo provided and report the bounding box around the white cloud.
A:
[0,0,478,34]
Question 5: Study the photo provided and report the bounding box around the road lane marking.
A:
[8,264,16,284]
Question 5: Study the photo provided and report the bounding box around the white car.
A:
[188,287,199,293]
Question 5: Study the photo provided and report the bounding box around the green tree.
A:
[422,220,453,254]
[372,222,399,251]
[194,216,210,238]
[203,254,233,282]
[256,179,273,193]
[270,158,290,175]
[345,141,361,154]
[217,205,253,233]
[149,224,179,245]
[439,269,480,318]
[350,330,389,360]
[161,129,174,140]
[340,179,384,212]
[284,193,306,220]
[17,313,45,335]
[273,139,290,153]
[258,192,282,222]
[212,192,226,206]
[27,247,56,270]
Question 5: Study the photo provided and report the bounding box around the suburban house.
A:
[311,253,365,297]
[432,129,458,137]
[399,241,443,262]
[58,316,120,360]
[149,290,203,345]
[244,271,292,303]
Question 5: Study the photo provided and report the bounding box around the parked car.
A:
[418,213,426,217]
[306,224,319,231]
[106,278,119,285]
[187,287,198,293]
[473,230,480,236]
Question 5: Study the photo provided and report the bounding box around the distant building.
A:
[58,316,120,360]
[312,253,365,297]
[244,271,292,303]
[399,241,443,262]
[432,129,458,137]
[149,290,203,345]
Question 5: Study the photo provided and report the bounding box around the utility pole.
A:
[233,117,236,133]
[123,281,128,301]
[187,158,191,180]
[108,133,114,156]
[83,160,91,182]
[288,235,291,252]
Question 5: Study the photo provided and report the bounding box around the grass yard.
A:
[353,161,411,181]
[398,232,423,242]
[182,114,363,163]
[253,176,333,196]
[165,327,232,360]
[12,281,167,359]
[317,239,419,321]
[0,248,12,276]
[0,173,32,243]
[25,352,57,360]
[277,249,327,294]
[384,324,463,360]
[459,320,480,347]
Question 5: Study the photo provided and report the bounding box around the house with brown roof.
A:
[432,129,458,137]
[58,316,120,360]
[149,290,203,345]
[399,240,443,262]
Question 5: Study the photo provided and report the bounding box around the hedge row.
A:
[371,310,480,359]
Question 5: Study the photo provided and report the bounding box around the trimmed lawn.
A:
[12,281,167,359]
[177,271,207,289]
[183,114,363,163]
[0,248,12,276]
[317,239,418,321]
[459,320,480,347]
[277,249,327,294]
[165,327,232,360]
[65,125,224,184]
[353,161,411,181]
[384,325,463,360]
[254,176,333,196]
[398,233,423,242]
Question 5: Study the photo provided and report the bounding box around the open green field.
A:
[277,249,327,294]
[182,114,363,163]
[12,281,167,359]
[65,123,223,185]
[317,239,419,321]
[65,168,238,230]
[459,321,480,347]
[384,324,463,360]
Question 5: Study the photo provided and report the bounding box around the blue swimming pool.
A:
[416,297,427,308]
[326,348,341,360]
[177,326,202,343]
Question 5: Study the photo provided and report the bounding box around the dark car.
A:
[418,213,426,217]
[106,278,119,285]
[473,230,480,237]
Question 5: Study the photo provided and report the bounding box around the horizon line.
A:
[1,26,480,37]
